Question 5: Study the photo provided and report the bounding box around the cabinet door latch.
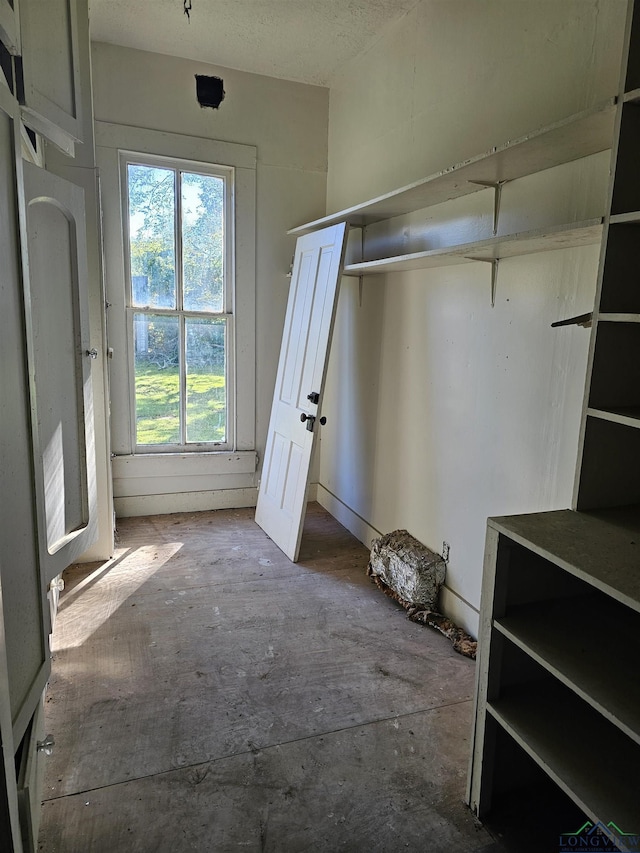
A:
[37,734,55,755]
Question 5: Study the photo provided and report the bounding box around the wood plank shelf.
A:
[495,596,640,744]
[609,211,640,223]
[488,682,640,846]
[488,509,640,613]
[598,313,640,323]
[587,406,640,429]
[289,99,616,236]
[342,220,602,277]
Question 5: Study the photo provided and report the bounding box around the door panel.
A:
[28,198,87,549]
[255,222,347,561]
[18,0,81,153]
[16,699,45,853]
[0,93,49,761]
[21,160,97,583]
[0,0,20,55]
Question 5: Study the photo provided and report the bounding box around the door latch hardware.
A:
[86,348,98,359]
[300,413,327,431]
[37,734,55,755]
[306,391,320,404]
[300,412,316,431]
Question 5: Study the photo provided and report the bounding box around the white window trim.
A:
[121,151,235,453]
[96,122,256,505]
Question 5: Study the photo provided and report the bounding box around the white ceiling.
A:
[89,0,418,86]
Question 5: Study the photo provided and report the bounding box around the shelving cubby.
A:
[574,0,640,513]
[576,416,640,510]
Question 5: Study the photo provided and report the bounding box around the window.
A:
[124,156,234,451]
[97,126,256,513]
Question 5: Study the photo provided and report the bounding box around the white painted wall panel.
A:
[321,0,627,635]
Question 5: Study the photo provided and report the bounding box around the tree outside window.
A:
[125,159,233,449]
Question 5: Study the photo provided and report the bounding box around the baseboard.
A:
[115,487,258,518]
[316,483,479,639]
[316,484,382,549]
[439,586,479,639]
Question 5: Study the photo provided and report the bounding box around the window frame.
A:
[96,122,256,510]
[120,152,236,453]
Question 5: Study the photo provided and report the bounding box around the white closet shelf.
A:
[289,99,616,236]
[488,682,640,841]
[341,220,602,277]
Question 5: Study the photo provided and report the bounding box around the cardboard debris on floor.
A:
[367,529,477,659]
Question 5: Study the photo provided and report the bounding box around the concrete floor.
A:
[38,504,498,852]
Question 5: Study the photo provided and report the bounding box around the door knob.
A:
[300,413,326,432]
[300,412,316,432]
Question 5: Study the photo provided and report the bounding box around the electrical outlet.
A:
[442,541,450,563]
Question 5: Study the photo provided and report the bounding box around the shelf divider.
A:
[587,406,640,429]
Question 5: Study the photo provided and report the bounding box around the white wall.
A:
[90,43,329,514]
[319,0,627,635]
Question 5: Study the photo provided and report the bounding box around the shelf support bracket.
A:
[551,312,593,329]
[466,257,500,307]
[346,224,366,307]
[468,180,509,235]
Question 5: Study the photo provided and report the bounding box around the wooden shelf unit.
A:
[469,3,640,847]
[469,509,640,851]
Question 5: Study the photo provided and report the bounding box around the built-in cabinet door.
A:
[16,699,45,853]
[0,0,20,55]
[20,160,98,584]
[0,89,50,744]
[17,0,81,154]
[0,86,48,853]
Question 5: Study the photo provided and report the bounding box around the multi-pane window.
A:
[124,157,234,450]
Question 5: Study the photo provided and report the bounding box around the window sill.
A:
[112,451,257,480]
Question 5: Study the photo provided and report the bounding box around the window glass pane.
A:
[128,164,176,309]
[182,172,224,312]
[185,317,226,443]
[134,313,180,445]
